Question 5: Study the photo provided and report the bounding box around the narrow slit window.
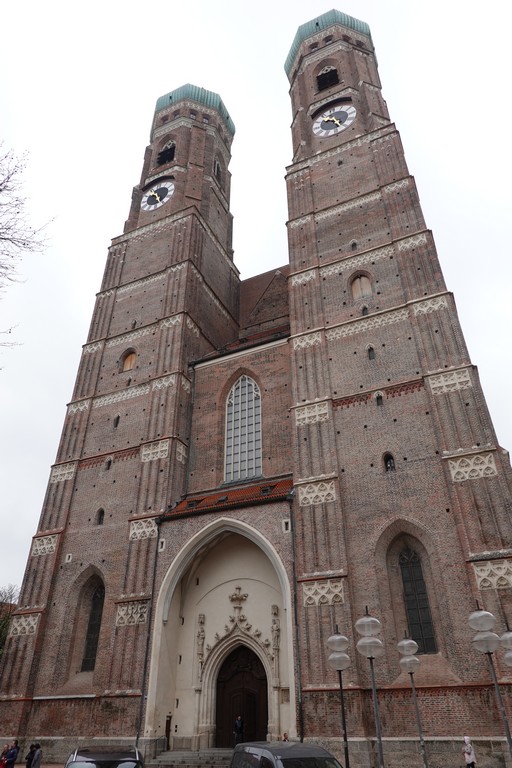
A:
[384,453,395,472]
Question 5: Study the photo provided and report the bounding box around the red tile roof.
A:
[165,477,294,518]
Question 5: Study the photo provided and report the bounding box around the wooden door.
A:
[216,646,268,747]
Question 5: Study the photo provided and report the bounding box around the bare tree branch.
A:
[0,143,47,293]
[0,583,19,658]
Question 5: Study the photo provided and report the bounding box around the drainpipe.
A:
[136,515,162,748]
[287,490,304,742]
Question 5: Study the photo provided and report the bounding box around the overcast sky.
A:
[1,0,510,590]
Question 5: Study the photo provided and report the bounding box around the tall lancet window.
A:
[225,375,262,482]
[81,583,105,672]
[399,547,437,653]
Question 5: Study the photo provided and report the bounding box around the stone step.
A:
[149,750,232,768]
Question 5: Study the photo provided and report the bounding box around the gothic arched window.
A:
[81,583,105,671]
[214,158,222,183]
[121,351,136,372]
[351,274,372,300]
[225,375,262,482]
[399,547,437,653]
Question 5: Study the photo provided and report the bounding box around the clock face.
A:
[312,104,357,137]
[141,180,175,211]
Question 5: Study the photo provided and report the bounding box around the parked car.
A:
[230,742,343,768]
[65,747,144,768]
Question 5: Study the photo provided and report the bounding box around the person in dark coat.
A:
[4,741,19,768]
[233,715,244,745]
[31,746,41,768]
[24,746,35,768]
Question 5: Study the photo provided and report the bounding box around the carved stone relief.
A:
[49,462,77,483]
[428,368,472,395]
[298,480,336,506]
[473,560,512,590]
[129,519,158,540]
[448,452,498,482]
[295,402,329,426]
[116,601,149,625]
[31,534,58,556]
[293,332,322,350]
[199,587,280,682]
[9,614,39,636]
[303,579,344,606]
[141,440,170,462]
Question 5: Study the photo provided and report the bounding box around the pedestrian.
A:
[462,736,476,768]
[282,733,289,742]
[31,746,42,768]
[233,715,244,745]
[24,747,35,768]
[0,746,9,768]
[4,741,19,768]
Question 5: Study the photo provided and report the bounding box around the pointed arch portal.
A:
[216,645,268,746]
[145,517,295,748]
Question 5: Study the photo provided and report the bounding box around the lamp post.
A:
[355,611,385,768]
[327,629,351,768]
[468,609,512,758]
[397,638,429,768]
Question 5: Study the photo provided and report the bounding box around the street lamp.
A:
[468,609,512,758]
[327,629,351,768]
[355,611,385,768]
[397,638,428,768]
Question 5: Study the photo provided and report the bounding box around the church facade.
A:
[2,10,512,766]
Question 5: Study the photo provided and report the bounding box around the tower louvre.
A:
[1,11,511,768]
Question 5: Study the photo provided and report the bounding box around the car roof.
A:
[234,742,334,758]
[69,748,142,762]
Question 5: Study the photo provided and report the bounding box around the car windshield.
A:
[72,762,142,768]
[282,758,342,768]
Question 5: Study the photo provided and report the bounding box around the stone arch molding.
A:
[198,623,276,743]
[197,590,281,682]
[145,517,294,744]
[157,517,292,624]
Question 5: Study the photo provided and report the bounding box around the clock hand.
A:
[150,190,161,202]
[324,116,342,127]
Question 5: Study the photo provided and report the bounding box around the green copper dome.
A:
[285,9,372,77]
[155,84,235,136]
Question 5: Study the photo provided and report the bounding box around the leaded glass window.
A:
[399,547,437,653]
[81,583,105,671]
[225,375,262,482]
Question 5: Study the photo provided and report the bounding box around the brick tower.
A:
[1,11,512,768]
